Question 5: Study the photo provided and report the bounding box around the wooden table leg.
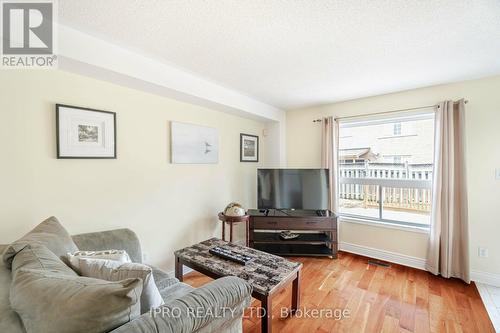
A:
[175,256,183,282]
[291,270,301,314]
[246,220,250,247]
[229,222,233,243]
[222,221,225,241]
[261,295,272,333]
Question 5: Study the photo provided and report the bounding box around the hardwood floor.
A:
[183,252,495,333]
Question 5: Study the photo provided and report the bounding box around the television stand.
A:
[248,209,338,258]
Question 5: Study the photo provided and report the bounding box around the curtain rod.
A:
[312,100,469,123]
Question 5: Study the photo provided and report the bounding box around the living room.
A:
[1,1,499,333]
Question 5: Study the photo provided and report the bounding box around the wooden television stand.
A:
[248,209,338,258]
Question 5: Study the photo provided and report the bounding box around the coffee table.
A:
[174,238,302,333]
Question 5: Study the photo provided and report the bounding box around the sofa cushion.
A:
[77,258,164,314]
[3,216,79,269]
[159,282,194,304]
[149,266,193,304]
[0,246,24,333]
[10,268,143,333]
[151,265,179,290]
[12,244,77,277]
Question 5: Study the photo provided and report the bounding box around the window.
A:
[338,113,435,228]
[393,122,402,135]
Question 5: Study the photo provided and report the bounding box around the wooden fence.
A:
[339,162,433,213]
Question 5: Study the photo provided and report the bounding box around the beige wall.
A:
[2,69,499,277]
[0,70,268,271]
[287,75,500,276]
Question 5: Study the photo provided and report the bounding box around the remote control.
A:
[209,246,254,265]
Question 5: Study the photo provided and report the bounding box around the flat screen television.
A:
[257,169,329,210]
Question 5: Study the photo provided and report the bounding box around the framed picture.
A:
[240,133,259,162]
[56,104,116,159]
[171,121,219,164]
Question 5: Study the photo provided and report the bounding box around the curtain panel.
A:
[426,99,470,283]
[321,116,339,213]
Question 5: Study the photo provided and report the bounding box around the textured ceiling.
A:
[59,0,500,110]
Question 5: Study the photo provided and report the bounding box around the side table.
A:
[218,212,250,246]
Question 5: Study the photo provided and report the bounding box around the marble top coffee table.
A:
[174,238,302,333]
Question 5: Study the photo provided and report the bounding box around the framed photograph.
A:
[171,121,219,164]
[240,133,259,162]
[56,104,116,159]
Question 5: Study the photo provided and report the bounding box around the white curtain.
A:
[321,116,339,213]
[426,99,470,283]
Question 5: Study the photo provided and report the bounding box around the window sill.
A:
[339,216,430,234]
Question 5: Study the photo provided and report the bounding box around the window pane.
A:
[381,186,431,225]
[338,113,435,226]
[393,123,401,135]
[339,184,380,219]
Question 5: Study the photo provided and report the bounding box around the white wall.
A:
[263,120,286,167]
[287,75,500,278]
[0,70,269,271]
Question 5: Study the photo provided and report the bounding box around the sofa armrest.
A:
[111,276,252,333]
[71,229,142,263]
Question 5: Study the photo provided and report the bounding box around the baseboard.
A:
[471,270,500,288]
[476,282,500,331]
[167,266,193,279]
[340,242,500,287]
[339,241,427,270]
[183,266,194,275]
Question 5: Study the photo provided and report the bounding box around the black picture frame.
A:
[56,104,117,159]
[240,133,259,162]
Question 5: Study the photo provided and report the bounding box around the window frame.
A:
[337,111,435,229]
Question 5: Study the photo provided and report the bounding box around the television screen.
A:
[257,169,329,210]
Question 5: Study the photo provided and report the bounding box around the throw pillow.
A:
[2,216,79,269]
[77,257,164,314]
[66,249,131,273]
[11,244,77,277]
[10,268,142,333]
